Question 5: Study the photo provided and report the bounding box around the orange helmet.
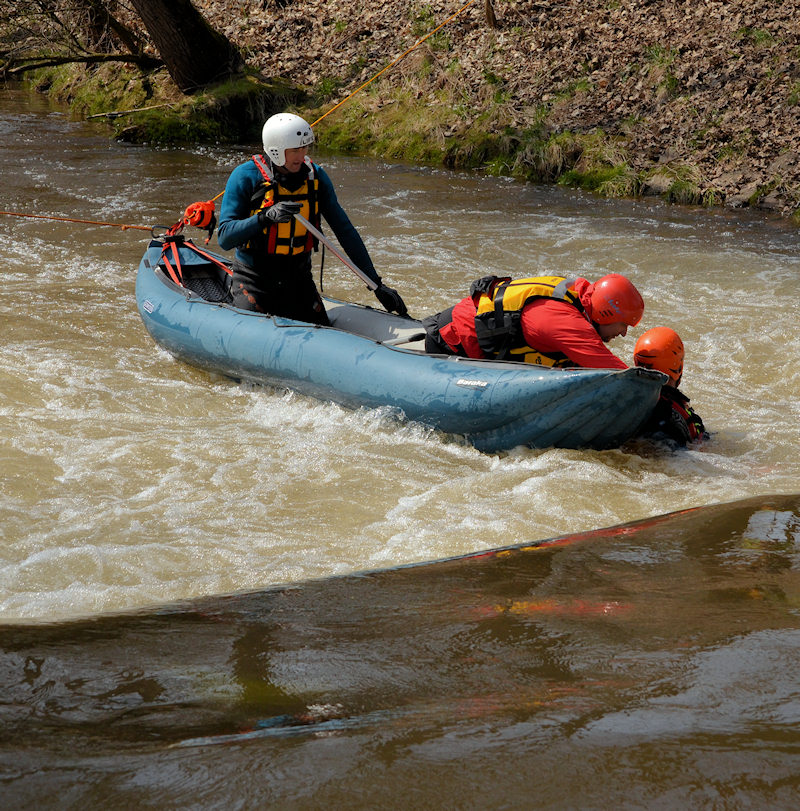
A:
[589,274,644,326]
[634,327,684,385]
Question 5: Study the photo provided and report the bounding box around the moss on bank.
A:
[25,61,728,214]
[30,63,304,145]
[304,86,714,208]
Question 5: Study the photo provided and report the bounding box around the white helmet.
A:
[261,113,314,167]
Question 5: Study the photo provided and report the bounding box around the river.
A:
[1,84,800,807]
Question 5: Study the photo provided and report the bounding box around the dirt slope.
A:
[194,0,800,217]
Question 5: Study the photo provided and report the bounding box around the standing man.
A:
[423,273,644,369]
[217,113,407,324]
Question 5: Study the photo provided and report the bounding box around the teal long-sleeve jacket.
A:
[216,158,381,286]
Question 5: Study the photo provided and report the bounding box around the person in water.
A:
[422,273,644,369]
[633,327,708,446]
[217,113,407,325]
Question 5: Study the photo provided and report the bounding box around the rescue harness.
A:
[156,214,231,287]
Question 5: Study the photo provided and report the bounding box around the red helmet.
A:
[634,327,684,385]
[589,274,644,326]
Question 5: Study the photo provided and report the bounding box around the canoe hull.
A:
[135,241,663,452]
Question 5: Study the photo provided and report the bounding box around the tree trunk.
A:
[81,0,145,55]
[128,0,245,93]
[485,0,498,29]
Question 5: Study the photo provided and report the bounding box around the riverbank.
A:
[22,0,800,222]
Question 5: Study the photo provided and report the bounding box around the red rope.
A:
[0,209,153,232]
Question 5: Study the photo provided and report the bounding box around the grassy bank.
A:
[28,62,303,145]
[10,0,800,223]
[27,59,721,217]
[307,85,719,207]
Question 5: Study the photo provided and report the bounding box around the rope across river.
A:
[1,0,478,229]
[0,210,154,231]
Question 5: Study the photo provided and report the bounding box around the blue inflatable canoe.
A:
[135,238,664,452]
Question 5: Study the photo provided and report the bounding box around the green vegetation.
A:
[311,76,344,105]
[31,62,150,118]
[312,87,670,205]
[28,57,723,212]
[23,56,726,215]
[29,63,303,145]
[558,131,636,196]
[715,128,753,162]
[409,3,451,50]
[642,164,719,207]
[735,27,775,47]
[748,179,776,207]
[410,4,437,38]
[643,44,680,99]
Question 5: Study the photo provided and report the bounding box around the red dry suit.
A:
[424,276,627,369]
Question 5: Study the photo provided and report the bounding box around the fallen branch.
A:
[86,102,174,120]
[2,51,161,77]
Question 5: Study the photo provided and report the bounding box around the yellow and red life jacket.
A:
[472,275,586,366]
[248,154,320,255]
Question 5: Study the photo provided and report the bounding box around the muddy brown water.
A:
[1,85,800,807]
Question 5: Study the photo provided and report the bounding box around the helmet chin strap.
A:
[271,153,305,176]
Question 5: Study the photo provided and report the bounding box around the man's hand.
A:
[258,201,301,224]
[374,284,408,317]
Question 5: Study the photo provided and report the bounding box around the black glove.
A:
[258,201,301,225]
[374,283,408,317]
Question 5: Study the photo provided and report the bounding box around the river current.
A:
[2,86,798,620]
[1,85,800,807]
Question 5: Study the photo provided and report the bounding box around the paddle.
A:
[294,213,378,291]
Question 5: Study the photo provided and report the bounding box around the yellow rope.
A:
[4,2,478,218]
[311,0,477,127]
[208,0,478,206]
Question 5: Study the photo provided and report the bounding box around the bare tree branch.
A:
[0,0,160,78]
[4,51,161,78]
